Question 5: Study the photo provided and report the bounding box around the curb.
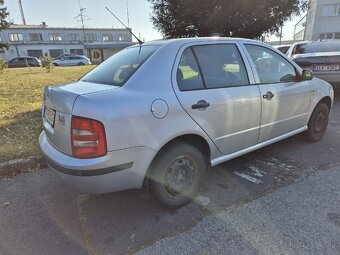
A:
[0,156,47,178]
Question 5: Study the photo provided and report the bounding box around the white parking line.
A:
[233,171,262,184]
[249,165,264,177]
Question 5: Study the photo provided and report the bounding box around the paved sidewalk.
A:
[137,167,340,255]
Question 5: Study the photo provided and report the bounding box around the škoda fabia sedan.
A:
[39,38,334,208]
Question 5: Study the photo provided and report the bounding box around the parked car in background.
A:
[273,44,291,54]
[7,56,41,68]
[286,41,340,88]
[52,55,91,66]
[40,38,333,209]
[54,53,78,61]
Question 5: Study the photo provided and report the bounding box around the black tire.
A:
[77,62,85,66]
[149,142,207,209]
[53,63,58,66]
[304,102,330,142]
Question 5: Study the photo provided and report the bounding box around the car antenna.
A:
[105,6,143,45]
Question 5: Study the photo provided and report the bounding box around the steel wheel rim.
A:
[312,111,326,133]
[164,157,196,198]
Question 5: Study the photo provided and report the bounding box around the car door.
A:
[242,44,311,143]
[172,42,261,155]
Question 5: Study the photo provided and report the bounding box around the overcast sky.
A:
[5,0,303,42]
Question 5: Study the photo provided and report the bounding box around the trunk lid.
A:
[293,52,340,73]
[42,81,117,155]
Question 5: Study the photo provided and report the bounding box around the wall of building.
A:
[305,0,340,41]
[0,25,133,61]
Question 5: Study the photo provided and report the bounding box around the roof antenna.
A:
[105,6,143,45]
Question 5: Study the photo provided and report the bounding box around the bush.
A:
[41,56,54,72]
[0,57,7,73]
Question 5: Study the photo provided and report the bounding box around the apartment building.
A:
[0,23,136,63]
[304,0,340,40]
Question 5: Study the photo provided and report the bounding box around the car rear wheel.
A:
[149,142,206,208]
[77,62,85,66]
[304,102,330,142]
[53,63,59,66]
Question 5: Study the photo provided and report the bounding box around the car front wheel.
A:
[149,142,207,208]
[78,62,85,66]
[304,102,330,142]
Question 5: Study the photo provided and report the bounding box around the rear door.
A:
[242,44,311,143]
[172,42,261,155]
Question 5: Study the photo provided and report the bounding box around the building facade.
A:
[0,23,136,63]
[304,0,340,40]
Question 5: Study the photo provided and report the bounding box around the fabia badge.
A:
[58,115,65,126]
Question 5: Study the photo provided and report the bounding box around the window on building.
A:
[29,33,43,41]
[322,4,340,16]
[326,33,334,39]
[9,33,23,41]
[70,49,84,55]
[49,33,62,41]
[27,50,43,58]
[103,34,113,42]
[85,34,97,42]
[118,34,129,41]
[49,49,64,58]
[335,33,340,39]
[68,33,80,41]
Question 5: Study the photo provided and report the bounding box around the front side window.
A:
[245,44,297,84]
[49,33,62,41]
[9,33,23,41]
[81,45,159,86]
[177,48,204,91]
[193,44,249,89]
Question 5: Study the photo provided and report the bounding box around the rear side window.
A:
[177,48,204,91]
[81,45,159,86]
[245,44,297,84]
[293,42,340,54]
[193,44,249,89]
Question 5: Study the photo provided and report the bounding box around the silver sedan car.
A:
[52,55,91,66]
[39,38,334,208]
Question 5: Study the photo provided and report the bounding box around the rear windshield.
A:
[81,45,159,86]
[293,42,340,55]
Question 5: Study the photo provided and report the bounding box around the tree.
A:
[0,0,10,49]
[148,0,308,39]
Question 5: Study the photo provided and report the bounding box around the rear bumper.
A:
[39,131,156,194]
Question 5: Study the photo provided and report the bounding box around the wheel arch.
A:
[142,133,212,191]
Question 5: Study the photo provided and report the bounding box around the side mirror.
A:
[302,69,313,81]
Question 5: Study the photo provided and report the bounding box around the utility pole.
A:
[18,0,26,25]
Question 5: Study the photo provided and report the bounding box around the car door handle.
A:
[263,91,274,100]
[192,100,210,110]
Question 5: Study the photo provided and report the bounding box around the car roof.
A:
[133,37,264,48]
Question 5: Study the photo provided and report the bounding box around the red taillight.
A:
[71,116,107,158]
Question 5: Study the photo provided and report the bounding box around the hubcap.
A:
[164,157,196,197]
[313,111,326,133]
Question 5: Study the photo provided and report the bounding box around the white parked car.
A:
[53,55,91,66]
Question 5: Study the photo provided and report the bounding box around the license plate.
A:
[44,106,56,127]
[313,64,340,72]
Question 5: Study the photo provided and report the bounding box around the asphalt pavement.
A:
[0,91,339,255]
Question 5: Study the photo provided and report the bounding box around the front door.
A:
[173,43,261,155]
[243,44,311,143]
